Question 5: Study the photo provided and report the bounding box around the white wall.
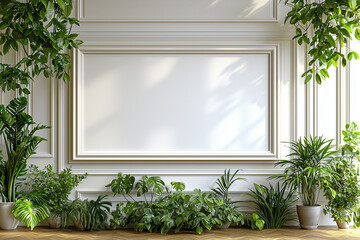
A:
[1,0,357,226]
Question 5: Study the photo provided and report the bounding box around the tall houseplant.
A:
[0,0,82,230]
[272,136,336,229]
[0,97,48,230]
[284,0,360,84]
[0,0,82,94]
[323,122,360,229]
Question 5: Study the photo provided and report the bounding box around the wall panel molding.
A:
[77,0,278,23]
[70,44,279,162]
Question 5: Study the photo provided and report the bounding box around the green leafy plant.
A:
[272,136,336,206]
[211,169,246,228]
[0,97,48,203]
[211,169,245,203]
[12,193,50,230]
[0,0,82,94]
[212,202,245,228]
[26,164,87,216]
[323,122,360,227]
[285,0,360,84]
[135,176,168,204]
[64,195,111,231]
[88,195,111,231]
[247,182,297,229]
[108,173,245,234]
[245,213,265,230]
[63,199,91,230]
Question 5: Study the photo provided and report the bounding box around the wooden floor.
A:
[0,227,359,240]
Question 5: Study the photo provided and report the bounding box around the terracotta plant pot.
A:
[296,205,322,230]
[0,202,20,230]
[47,215,62,229]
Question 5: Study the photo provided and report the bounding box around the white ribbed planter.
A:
[297,205,322,230]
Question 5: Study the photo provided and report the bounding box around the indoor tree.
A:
[271,136,337,229]
[285,0,360,84]
[0,0,83,94]
[0,0,82,230]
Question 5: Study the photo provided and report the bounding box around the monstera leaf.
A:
[12,198,50,230]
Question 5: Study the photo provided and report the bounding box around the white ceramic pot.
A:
[296,205,322,230]
[0,202,20,230]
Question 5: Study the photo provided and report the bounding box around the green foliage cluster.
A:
[107,173,245,234]
[64,194,111,231]
[285,0,360,84]
[323,122,360,226]
[211,169,244,204]
[63,199,90,230]
[247,183,297,229]
[0,0,82,94]
[26,164,87,215]
[245,213,265,230]
[272,136,336,206]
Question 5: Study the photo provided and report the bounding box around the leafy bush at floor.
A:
[107,173,245,234]
[247,183,297,229]
[64,195,111,231]
[244,213,265,230]
[26,165,87,216]
[323,122,360,226]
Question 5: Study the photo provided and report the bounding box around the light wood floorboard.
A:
[0,227,359,240]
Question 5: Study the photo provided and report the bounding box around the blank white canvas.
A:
[80,53,269,153]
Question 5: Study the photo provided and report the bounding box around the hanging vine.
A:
[285,0,360,84]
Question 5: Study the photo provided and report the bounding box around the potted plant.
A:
[272,136,337,229]
[323,122,360,229]
[26,164,87,228]
[0,0,82,230]
[211,169,245,228]
[247,182,297,229]
[88,195,111,231]
[63,195,111,231]
[64,199,91,231]
[0,97,48,230]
